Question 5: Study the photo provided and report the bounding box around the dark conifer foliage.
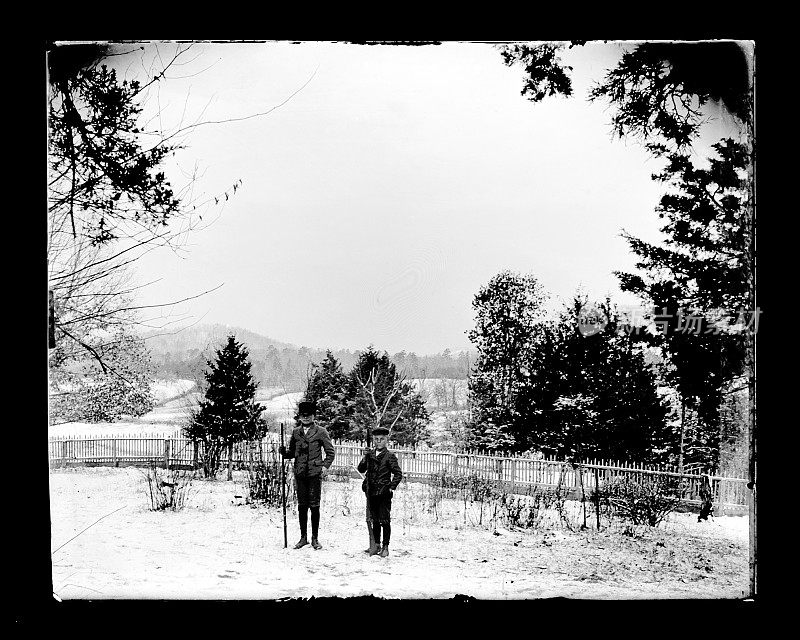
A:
[467,279,672,463]
[302,350,351,439]
[49,46,182,246]
[500,41,752,151]
[299,347,429,446]
[615,139,750,471]
[184,335,266,476]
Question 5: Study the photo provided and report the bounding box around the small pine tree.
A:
[184,335,266,478]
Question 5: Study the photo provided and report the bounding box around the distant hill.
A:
[141,323,298,356]
[139,324,472,390]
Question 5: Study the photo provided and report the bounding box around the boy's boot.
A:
[379,544,389,558]
[311,537,322,550]
[369,541,381,556]
[294,536,309,549]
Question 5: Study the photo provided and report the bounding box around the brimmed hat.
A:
[298,400,316,416]
[372,427,389,436]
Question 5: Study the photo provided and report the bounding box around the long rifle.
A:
[280,422,287,549]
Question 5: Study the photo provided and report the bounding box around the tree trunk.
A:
[227,442,233,481]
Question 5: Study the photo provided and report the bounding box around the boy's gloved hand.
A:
[278,445,286,456]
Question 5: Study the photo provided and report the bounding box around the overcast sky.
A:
[97,41,738,355]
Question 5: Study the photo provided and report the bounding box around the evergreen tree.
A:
[302,350,350,439]
[567,299,671,463]
[615,140,750,471]
[184,335,266,478]
[500,41,751,152]
[516,298,671,462]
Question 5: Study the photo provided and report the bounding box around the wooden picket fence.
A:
[48,432,749,514]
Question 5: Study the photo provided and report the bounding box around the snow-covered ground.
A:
[48,377,750,600]
[49,466,749,600]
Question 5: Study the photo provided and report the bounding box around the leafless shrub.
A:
[551,464,580,531]
[497,485,559,529]
[245,441,292,509]
[425,468,575,531]
[142,463,194,511]
[425,475,446,521]
[595,475,682,527]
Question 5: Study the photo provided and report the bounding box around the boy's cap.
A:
[298,401,316,416]
[372,427,389,436]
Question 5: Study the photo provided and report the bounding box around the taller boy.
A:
[279,401,336,549]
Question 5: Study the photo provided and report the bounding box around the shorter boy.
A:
[357,427,403,557]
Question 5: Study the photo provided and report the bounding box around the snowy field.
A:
[49,466,749,600]
[47,379,462,443]
[48,378,469,440]
[151,379,196,404]
[48,382,303,438]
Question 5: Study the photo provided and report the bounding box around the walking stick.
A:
[280,422,287,549]
[364,422,378,554]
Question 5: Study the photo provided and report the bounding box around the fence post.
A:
[113,439,118,467]
[247,440,255,476]
[579,466,587,529]
[594,466,601,529]
[508,458,517,494]
[163,439,170,469]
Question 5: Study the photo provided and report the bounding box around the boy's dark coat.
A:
[283,424,335,477]
[357,449,403,496]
